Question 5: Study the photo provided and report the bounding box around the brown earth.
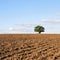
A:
[0,34,60,60]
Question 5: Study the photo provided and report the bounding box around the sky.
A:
[0,0,60,33]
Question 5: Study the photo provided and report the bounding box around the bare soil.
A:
[0,34,60,60]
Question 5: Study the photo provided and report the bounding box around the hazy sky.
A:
[0,0,60,33]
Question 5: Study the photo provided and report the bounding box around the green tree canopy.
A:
[34,25,45,34]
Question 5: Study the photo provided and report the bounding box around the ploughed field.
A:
[0,34,60,60]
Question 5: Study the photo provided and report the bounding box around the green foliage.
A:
[34,25,45,34]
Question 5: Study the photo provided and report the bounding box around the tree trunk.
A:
[39,31,41,34]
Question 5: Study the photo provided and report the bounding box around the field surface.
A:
[0,34,60,60]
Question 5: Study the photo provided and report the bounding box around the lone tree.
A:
[34,25,45,34]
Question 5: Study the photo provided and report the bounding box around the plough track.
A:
[0,34,60,60]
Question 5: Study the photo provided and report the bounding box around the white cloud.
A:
[9,27,14,31]
[15,23,39,27]
[8,25,34,33]
[41,19,60,23]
